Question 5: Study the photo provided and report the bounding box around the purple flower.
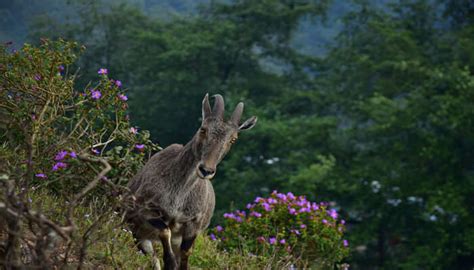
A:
[276,193,287,201]
[54,150,68,161]
[340,219,346,225]
[115,80,122,87]
[311,202,319,211]
[299,207,310,213]
[35,173,47,178]
[223,213,236,219]
[267,198,277,204]
[118,94,128,101]
[246,203,254,209]
[69,151,77,158]
[130,127,138,134]
[98,68,108,75]
[250,211,262,218]
[288,208,297,215]
[262,202,271,211]
[135,144,145,151]
[52,162,67,171]
[235,216,243,223]
[210,233,217,241]
[279,239,286,244]
[322,219,328,224]
[34,74,41,81]
[216,225,223,232]
[58,65,65,72]
[268,237,277,245]
[329,209,338,220]
[92,148,100,155]
[287,192,295,200]
[343,239,349,247]
[254,197,264,203]
[91,90,102,100]
[300,224,307,229]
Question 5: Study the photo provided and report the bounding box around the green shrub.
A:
[0,39,159,267]
[0,39,158,193]
[210,190,350,268]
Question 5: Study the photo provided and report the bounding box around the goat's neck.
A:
[174,137,200,189]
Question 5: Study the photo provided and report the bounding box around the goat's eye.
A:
[230,138,237,144]
[200,128,207,134]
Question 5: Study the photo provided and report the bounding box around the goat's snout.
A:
[197,164,215,179]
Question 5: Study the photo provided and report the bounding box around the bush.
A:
[0,39,159,267]
[210,190,350,268]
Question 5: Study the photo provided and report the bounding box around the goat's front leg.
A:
[179,235,196,270]
[148,219,178,270]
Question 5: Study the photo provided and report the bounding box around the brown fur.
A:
[126,94,257,270]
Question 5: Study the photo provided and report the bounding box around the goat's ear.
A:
[239,116,257,131]
[202,93,211,120]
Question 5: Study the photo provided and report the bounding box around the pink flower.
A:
[130,127,138,134]
[91,90,102,100]
[118,94,128,101]
[300,224,307,229]
[257,236,265,243]
[98,68,108,75]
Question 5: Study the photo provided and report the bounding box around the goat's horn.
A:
[212,94,225,119]
[202,93,211,120]
[231,102,244,125]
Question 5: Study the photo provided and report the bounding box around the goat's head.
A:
[193,94,257,180]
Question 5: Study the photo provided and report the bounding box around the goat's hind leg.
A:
[137,239,161,270]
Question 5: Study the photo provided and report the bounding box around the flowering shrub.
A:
[210,190,349,268]
[0,39,159,193]
[0,39,159,267]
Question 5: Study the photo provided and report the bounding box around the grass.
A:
[25,191,279,269]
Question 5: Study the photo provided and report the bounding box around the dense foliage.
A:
[1,0,474,268]
[211,191,349,268]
